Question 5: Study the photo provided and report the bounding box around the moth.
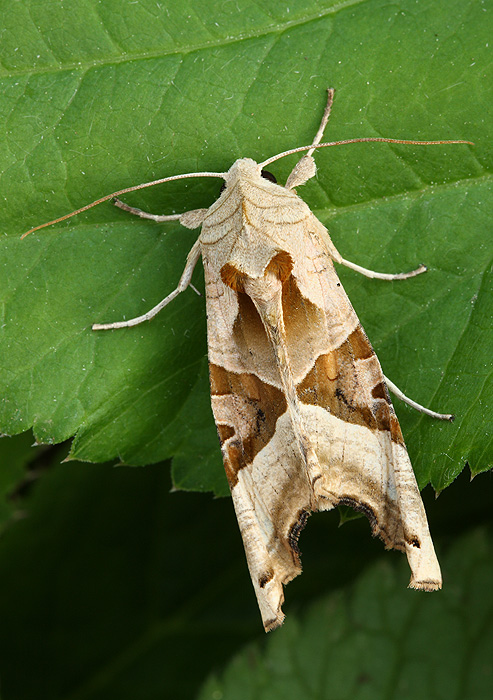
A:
[24,90,471,631]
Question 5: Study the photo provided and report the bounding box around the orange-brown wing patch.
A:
[210,363,286,487]
[297,324,405,446]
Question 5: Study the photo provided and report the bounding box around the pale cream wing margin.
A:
[199,160,441,631]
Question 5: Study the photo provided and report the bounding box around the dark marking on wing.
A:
[338,496,378,531]
[348,326,374,360]
[372,381,391,404]
[297,324,405,446]
[259,570,274,588]
[210,363,286,487]
[337,495,402,552]
[288,509,310,562]
[217,424,235,442]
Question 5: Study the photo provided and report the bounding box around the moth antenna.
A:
[21,170,226,238]
[260,137,474,169]
[305,88,334,158]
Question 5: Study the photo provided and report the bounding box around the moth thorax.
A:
[220,251,293,293]
[224,157,261,185]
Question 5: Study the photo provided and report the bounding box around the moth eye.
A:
[260,169,277,183]
[219,181,226,194]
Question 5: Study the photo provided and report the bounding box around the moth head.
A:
[219,159,277,195]
[224,158,262,183]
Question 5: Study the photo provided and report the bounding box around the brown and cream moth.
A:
[24,90,471,632]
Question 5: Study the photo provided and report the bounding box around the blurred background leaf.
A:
[0,441,491,699]
[198,527,493,700]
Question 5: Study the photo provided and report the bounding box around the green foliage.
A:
[0,0,491,698]
[199,529,493,700]
[0,451,492,700]
[0,432,36,530]
[0,0,490,494]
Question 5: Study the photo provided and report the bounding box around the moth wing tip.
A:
[408,578,442,592]
[263,610,285,633]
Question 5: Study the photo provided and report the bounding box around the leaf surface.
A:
[0,0,490,497]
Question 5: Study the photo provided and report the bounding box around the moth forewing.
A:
[23,90,471,631]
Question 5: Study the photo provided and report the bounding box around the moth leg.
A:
[92,239,202,331]
[114,198,207,229]
[339,257,427,281]
[384,375,454,421]
[285,88,335,190]
[113,198,182,222]
[317,227,427,280]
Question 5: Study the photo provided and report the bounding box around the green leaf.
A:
[0,456,255,700]
[198,528,493,700]
[0,0,491,497]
